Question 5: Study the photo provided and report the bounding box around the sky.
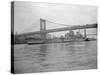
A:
[14,1,97,37]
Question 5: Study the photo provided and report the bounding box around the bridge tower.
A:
[40,18,46,41]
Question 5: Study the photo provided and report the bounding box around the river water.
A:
[14,41,97,74]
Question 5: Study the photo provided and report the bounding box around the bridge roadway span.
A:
[17,23,97,37]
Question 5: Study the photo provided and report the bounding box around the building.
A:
[65,30,75,40]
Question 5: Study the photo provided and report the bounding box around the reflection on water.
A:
[14,41,97,74]
[39,45,48,62]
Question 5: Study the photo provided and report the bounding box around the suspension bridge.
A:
[15,18,97,43]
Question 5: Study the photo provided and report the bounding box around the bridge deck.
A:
[17,23,97,37]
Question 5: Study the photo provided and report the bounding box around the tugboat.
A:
[84,38,89,41]
[84,38,96,41]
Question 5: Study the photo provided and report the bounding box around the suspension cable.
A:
[21,20,39,32]
[46,19,74,27]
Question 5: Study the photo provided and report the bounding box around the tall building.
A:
[65,30,75,40]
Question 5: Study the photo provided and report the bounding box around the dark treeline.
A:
[14,35,42,44]
[14,35,27,44]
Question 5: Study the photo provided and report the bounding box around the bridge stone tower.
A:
[40,18,46,41]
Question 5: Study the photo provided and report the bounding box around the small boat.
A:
[84,38,89,41]
[84,38,96,41]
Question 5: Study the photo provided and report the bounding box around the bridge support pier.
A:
[84,28,87,39]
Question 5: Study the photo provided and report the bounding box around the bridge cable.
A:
[21,20,40,33]
[46,20,75,27]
